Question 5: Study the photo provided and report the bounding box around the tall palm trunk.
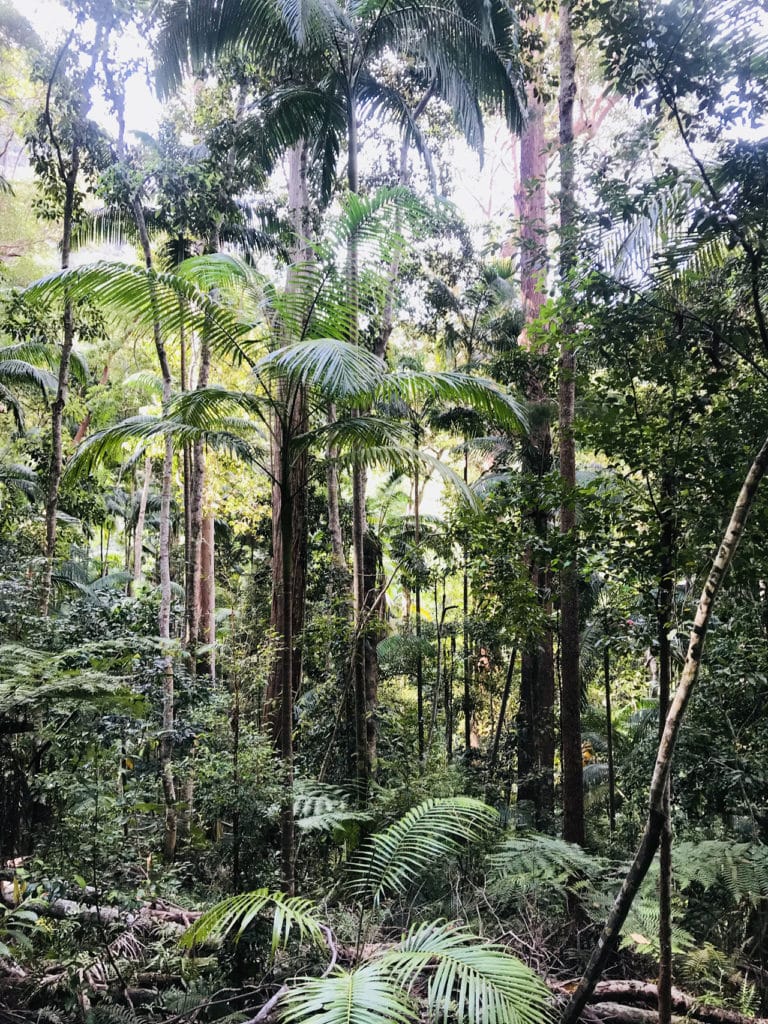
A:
[345,97,376,800]
[558,0,584,847]
[187,334,212,671]
[263,142,310,756]
[199,512,216,681]
[133,194,177,862]
[516,81,555,828]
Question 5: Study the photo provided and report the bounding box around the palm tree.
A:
[159,0,527,805]
[24,247,526,889]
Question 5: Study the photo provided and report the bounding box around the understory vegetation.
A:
[1,0,768,1022]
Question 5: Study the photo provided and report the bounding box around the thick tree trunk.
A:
[558,0,584,847]
[559,430,768,1024]
[133,194,177,863]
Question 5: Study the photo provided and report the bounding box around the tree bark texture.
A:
[132,455,152,588]
[263,142,310,751]
[560,430,768,1024]
[133,194,177,863]
[515,72,556,828]
[558,0,584,847]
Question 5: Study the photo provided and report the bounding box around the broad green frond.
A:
[293,780,371,832]
[23,260,255,365]
[488,832,605,892]
[378,372,527,433]
[255,339,384,398]
[0,358,57,394]
[283,965,413,1024]
[180,889,325,955]
[382,921,550,1024]
[347,797,498,905]
[66,414,266,479]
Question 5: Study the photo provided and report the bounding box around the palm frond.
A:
[347,797,498,905]
[180,889,325,955]
[381,920,549,1024]
[282,964,413,1024]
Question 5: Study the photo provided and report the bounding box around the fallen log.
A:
[550,979,767,1024]
[0,880,199,934]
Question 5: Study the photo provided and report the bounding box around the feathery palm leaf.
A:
[347,797,498,905]
[282,965,413,1024]
[381,921,549,1024]
[180,889,325,955]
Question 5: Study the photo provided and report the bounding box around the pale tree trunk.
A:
[560,431,768,1024]
[657,483,676,1024]
[187,335,212,671]
[558,0,584,847]
[516,76,556,828]
[199,512,216,682]
[133,194,177,862]
[132,455,152,588]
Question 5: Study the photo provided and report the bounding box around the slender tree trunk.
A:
[515,71,555,828]
[446,634,455,760]
[199,512,216,682]
[560,431,768,1024]
[489,648,517,776]
[657,486,675,1024]
[558,0,584,847]
[278,440,295,893]
[263,142,310,747]
[132,456,152,589]
[604,645,616,832]
[414,459,424,762]
[133,195,177,862]
[40,26,107,616]
[346,99,375,802]
[463,444,472,752]
[326,403,346,571]
[187,335,211,669]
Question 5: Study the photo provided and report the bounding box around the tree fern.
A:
[347,797,498,905]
